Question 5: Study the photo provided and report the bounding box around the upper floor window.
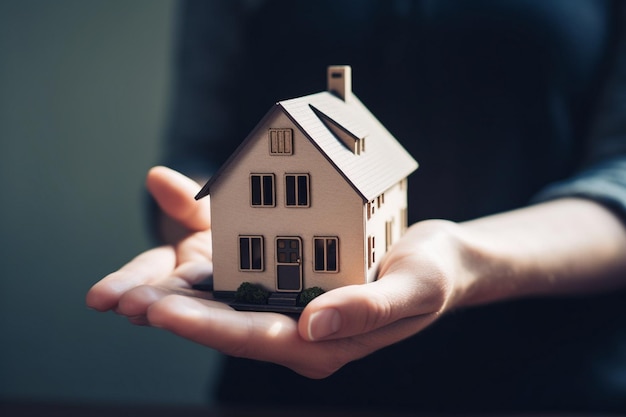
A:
[269,128,293,155]
[285,174,310,207]
[250,174,275,207]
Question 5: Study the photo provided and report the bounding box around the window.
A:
[368,200,376,218]
[250,174,275,206]
[285,174,309,207]
[239,236,264,271]
[400,208,408,234]
[269,128,293,155]
[385,219,394,251]
[368,235,375,269]
[314,237,338,272]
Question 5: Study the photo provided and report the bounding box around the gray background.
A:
[0,0,222,406]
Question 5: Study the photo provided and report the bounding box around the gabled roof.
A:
[196,91,418,202]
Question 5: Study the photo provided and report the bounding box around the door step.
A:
[268,292,299,306]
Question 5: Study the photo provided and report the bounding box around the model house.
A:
[195,66,418,309]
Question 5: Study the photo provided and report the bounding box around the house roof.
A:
[196,91,418,202]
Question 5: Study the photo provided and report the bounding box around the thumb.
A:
[298,267,448,342]
[146,166,211,232]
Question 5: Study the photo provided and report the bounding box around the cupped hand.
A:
[161,220,467,379]
[87,167,469,378]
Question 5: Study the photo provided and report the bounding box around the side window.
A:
[400,208,408,234]
[269,128,293,155]
[385,219,394,251]
[239,236,264,271]
[314,237,339,272]
[250,174,275,207]
[285,174,310,207]
[368,235,375,269]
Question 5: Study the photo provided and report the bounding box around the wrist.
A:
[388,219,487,313]
[453,198,626,307]
[418,220,507,310]
[401,219,526,311]
[451,221,514,308]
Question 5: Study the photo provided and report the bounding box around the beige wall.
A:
[211,109,367,293]
[364,180,409,282]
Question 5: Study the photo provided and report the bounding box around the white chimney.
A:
[327,65,352,102]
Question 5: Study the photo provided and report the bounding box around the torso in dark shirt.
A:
[168,0,626,411]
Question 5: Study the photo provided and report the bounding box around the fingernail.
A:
[307,308,341,341]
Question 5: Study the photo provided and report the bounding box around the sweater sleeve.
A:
[533,9,626,221]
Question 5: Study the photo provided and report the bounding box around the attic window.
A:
[309,105,366,155]
[269,128,293,155]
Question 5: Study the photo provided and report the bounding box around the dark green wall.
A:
[0,0,221,405]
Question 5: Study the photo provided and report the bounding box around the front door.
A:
[276,237,302,292]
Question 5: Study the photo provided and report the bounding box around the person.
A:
[87,0,626,412]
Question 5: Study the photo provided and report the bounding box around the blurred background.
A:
[0,0,222,407]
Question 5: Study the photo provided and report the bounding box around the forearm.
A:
[453,198,626,307]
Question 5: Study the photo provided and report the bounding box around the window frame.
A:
[313,236,339,273]
[250,173,275,207]
[269,128,293,155]
[238,235,264,271]
[284,173,310,207]
[368,235,376,269]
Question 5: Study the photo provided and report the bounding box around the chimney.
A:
[327,65,352,102]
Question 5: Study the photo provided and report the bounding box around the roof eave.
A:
[194,103,283,200]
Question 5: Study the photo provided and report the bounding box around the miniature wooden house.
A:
[195,66,418,308]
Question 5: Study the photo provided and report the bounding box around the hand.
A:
[93,204,466,379]
[88,166,626,379]
[86,166,215,325]
[86,167,466,377]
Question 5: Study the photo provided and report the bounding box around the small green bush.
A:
[235,282,269,304]
[297,286,325,307]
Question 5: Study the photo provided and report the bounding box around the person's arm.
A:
[88,2,626,380]
[455,198,626,306]
[106,190,626,379]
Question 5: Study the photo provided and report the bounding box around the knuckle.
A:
[363,292,395,332]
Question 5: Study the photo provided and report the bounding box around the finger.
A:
[117,283,215,318]
[147,295,298,357]
[175,229,213,265]
[115,260,213,318]
[146,166,211,232]
[147,295,345,378]
[146,295,433,379]
[86,246,176,311]
[160,260,213,288]
[299,266,449,342]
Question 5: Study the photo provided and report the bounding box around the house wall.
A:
[363,179,409,282]
[210,109,367,293]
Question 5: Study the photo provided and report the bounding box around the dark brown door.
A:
[276,237,302,292]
